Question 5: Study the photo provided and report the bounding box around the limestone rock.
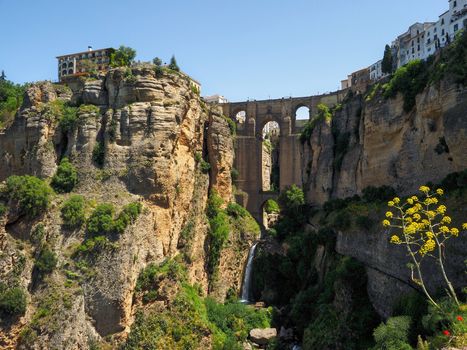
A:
[249,328,277,345]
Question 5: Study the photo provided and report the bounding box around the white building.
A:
[369,59,385,81]
[366,0,467,83]
[203,94,229,104]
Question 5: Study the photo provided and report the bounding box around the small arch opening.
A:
[235,110,246,124]
[68,69,74,75]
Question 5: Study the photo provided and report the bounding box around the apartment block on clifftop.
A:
[56,47,113,82]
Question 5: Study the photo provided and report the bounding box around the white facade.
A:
[365,0,467,84]
[369,59,385,81]
[203,94,229,104]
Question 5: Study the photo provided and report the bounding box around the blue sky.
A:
[0,0,447,101]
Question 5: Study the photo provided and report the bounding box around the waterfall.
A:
[240,242,258,302]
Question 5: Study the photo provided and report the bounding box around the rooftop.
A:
[56,47,113,59]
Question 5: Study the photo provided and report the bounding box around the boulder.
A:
[249,328,277,345]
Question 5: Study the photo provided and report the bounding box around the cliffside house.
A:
[56,47,113,82]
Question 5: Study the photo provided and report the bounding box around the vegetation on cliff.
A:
[0,77,25,129]
[126,258,271,350]
[377,30,467,112]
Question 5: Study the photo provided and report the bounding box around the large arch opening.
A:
[295,105,310,128]
[261,121,280,192]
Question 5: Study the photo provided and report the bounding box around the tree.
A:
[168,55,180,71]
[110,46,137,67]
[152,57,162,66]
[382,44,393,74]
[0,70,5,81]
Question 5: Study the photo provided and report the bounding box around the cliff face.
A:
[0,68,255,349]
[303,80,467,204]
[302,80,467,318]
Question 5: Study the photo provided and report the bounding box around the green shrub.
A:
[61,195,85,228]
[207,211,230,278]
[222,115,236,135]
[264,199,280,214]
[371,316,413,350]
[58,105,78,133]
[114,202,142,234]
[200,159,211,173]
[205,298,271,342]
[330,210,351,230]
[92,142,105,167]
[0,203,6,216]
[231,168,239,181]
[226,202,248,218]
[75,235,117,254]
[383,59,429,112]
[51,157,78,193]
[0,78,25,129]
[356,215,373,230]
[362,185,396,203]
[87,203,115,236]
[300,104,332,144]
[136,258,187,292]
[0,286,27,317]
[35,246,58,274]
[6,175,53,217]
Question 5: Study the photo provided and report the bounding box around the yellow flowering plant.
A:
[382,185,467,309]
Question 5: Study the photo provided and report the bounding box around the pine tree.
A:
[168,55,180,72]
[0,70,6,81]
[382,45,393,74]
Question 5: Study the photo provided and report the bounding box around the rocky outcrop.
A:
[0,67,246,348]
[207,110,234,203]
[303,81,467,204]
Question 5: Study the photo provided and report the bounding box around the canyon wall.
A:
[0,68,257,349]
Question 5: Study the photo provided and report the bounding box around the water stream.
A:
[240,242,258,302]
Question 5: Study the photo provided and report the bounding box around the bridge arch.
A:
[222,91,347,222]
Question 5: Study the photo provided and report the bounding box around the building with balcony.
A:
[56,47,114,82]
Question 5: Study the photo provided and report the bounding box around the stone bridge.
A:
[222,91,348,222]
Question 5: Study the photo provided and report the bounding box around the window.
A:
[454,23,459,32]
[434,27,437,32]
[442,18,445,25]
[454,1,457,7]
[412,47,415,54]
[442,28,445,35]
[427,38,431,44]
[418,45,420,51]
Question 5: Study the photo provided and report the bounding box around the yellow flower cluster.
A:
[441,216,451,224]
[419,239,436,256]
[390,235,401,244]
[419,185,430,193]
[382,219,390,227]
[451,228,459,236]
[436,188,444,195]
[424,197,438,205]
[437,205,447,214]
[386,211,393,218]
[463,223,467,230]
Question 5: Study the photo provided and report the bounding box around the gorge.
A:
[0,32,466,350]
